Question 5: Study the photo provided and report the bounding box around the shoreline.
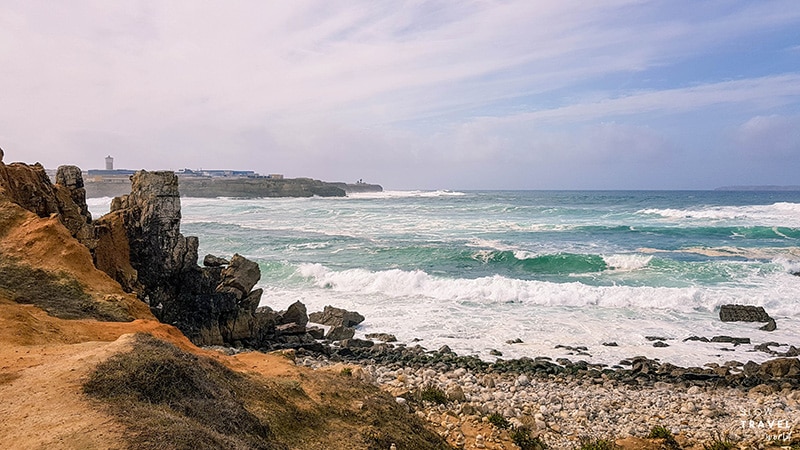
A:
[284,345,799,449]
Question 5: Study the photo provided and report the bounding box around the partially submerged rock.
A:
[719,304,773,323]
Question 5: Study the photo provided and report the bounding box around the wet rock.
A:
[684,336,710,343]
[308,305,365,328]
[438,345,454,354]
[280,300,308,327]
[506,338,523,344]
[326,326,355,341]
[645,336,669,341]
[203,254,229,267]
[602,342,618,346]
[710,336,750,345]
[365,333,397,342]
[759,318,777,331]
[719,304,772,323]
[653,341,669,348]
[489,349,503,356]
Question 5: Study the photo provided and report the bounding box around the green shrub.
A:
[340,367,352,377]
[511,426,547,450]
[577,437,619,450]
[648,425,680,449]
[488,412,511,429]
[648,425,672,439]
[418,385,448,405]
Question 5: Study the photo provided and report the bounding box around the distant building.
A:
[267,174,284,179]
[105,155,114,170]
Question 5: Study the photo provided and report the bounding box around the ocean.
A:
[88,190,800,367]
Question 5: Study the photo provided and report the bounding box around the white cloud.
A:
[0,1,798,188]
[736,115,800,158]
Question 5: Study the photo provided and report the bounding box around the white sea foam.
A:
[638,202,800,227]
[294,263,800,317]
[265,263,800,367]
[348,190,467,199]
[602,254,652,271]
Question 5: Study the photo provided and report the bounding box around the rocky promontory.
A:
[84,175,383,198]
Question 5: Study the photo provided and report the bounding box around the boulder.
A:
[307,326,325,340]
[719,305,772,323]
[203,254,230,267]
[280,301,308,327]
[216,254,260,300]
[276,322,307,335]
[365,333,397,342]
[326,326,355,341]
[759,358,800,379]
[759,318,777,331]
[309,305,365,327]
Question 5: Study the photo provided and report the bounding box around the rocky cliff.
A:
[84,176,383,198]
[0,154,95,249]
[94,171,269,345]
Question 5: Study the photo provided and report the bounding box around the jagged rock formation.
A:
[0,156,94,248]
[93,171,266,345]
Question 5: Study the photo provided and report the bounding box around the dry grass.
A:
[0,254,132,322]
[85,334,452,450]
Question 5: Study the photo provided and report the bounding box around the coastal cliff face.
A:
[84,175,383,198]
[97,170,268,346]
[0,156,94,249]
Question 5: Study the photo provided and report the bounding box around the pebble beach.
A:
[296,353,799,449]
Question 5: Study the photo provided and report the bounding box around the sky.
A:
[1,1,799,190]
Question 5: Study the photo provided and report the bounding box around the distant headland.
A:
[58,155,382,198]
[714,185,800,192]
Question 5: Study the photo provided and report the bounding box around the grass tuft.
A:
[0,255,131,321]
[488,412,511,429]
[648,425,680,449]
[418,385,448,405]
[84,333,283,450]
[511,426,548,450]
[577,437,620,450]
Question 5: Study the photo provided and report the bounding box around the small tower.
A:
[105,155,114,170]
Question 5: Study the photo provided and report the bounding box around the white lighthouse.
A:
[105,155,114,171]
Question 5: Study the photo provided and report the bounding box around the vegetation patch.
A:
[417,385,449,405]
[577,437,620,450]
[488,412,511,429]
[85,334,451,450]
[84,333,282,450]
[0,255,131,322]
[510,426,548,450]
[647,425,680,449]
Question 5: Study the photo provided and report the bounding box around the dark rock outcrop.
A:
[326,326,356,341]
[203,254,229,267]
[719,304,772,323]
[93,170,267,346]
[309,305,365,328]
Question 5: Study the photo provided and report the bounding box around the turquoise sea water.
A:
[89,190,800,366]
